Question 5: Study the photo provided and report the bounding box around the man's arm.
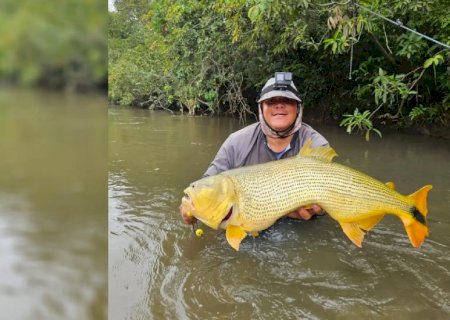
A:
[202,138,234,177]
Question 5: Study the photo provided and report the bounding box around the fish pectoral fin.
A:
[400,216,429,248]
[250,231,259,237]
[356,214,385,232]
[226,225,247,251]
[339,222,366,248]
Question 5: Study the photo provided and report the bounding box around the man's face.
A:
[261,97,298,132]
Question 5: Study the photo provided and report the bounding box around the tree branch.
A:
[368,32,398,67]
[394,68,426,118]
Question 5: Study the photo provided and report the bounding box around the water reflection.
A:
[0,88,107,319]
[109,108,449,319]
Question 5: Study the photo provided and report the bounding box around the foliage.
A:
[0,0,107,91]
[324,30,350,54]
[109,0,256,119]
[371,68,417,107]
[108,0,450,133]
[325,0,450,129]
[340,108,382,141]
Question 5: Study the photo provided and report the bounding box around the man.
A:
[180,72,328,224]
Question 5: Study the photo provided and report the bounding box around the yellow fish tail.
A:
[402,185,433,247]
[401,216,429,248]
[408,185,433,217]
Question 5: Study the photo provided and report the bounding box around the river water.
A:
[0,88,107,319]
[109,107,449,319]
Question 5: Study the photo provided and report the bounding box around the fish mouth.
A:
[181,195,195,212]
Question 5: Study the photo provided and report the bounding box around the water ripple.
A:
[109,109,450,320]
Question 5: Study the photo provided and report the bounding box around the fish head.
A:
[182,175,236,230]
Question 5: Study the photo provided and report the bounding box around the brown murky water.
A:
[0,88,107,319]
[109,107,449,319]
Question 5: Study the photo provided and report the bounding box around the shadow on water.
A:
[109,108,449,320]
[0,88,107,319]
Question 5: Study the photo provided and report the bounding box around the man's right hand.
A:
[179,204,197,224]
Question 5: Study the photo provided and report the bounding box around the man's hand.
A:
[179,204,197,224]
[286,204,324,220]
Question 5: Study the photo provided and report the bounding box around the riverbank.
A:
[308,114,450,140]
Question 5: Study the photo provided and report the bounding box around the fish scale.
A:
[225,156,411,230]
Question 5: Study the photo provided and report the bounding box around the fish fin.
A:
[400,216,429,248]
[226,225,247,251]
[398,185,432,247]
[299,139,337,162]
[250,231,259,237]
[407,185,432,217]
[356,215,385,232]
[339,222,365,248]
[385,181,396,190]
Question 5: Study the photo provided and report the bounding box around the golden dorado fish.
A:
[181,140,432,251]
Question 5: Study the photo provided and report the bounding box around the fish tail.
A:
[408,185,433,217]
[401,185,433,248]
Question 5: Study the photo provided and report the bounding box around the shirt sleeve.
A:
[202,137,235,177]
[299,123,329,148]
[310,131,329,147]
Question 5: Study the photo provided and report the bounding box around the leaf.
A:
[424,54,444,69]
[248,5,260,23]
[423,57,434,69]
[333,30,341,39]
[373,128,382,138]
[324,38,333,49]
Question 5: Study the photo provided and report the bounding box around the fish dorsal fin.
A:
[385,182,396,190]
[299,139,337,163]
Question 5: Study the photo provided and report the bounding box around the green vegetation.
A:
[340,108,382,141]
[0,0,106,91]
[108,0,449,133]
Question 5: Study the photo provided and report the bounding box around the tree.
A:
[0,0,107,91]
[108,0,449,132]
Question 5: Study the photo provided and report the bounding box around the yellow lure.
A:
[195,228,204,237]
[187,211,203,237]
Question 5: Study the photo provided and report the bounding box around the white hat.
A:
[257,77,302,103]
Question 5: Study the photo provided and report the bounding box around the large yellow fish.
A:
[181,140,432,251]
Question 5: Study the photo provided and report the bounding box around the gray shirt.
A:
[203,122,328,177]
